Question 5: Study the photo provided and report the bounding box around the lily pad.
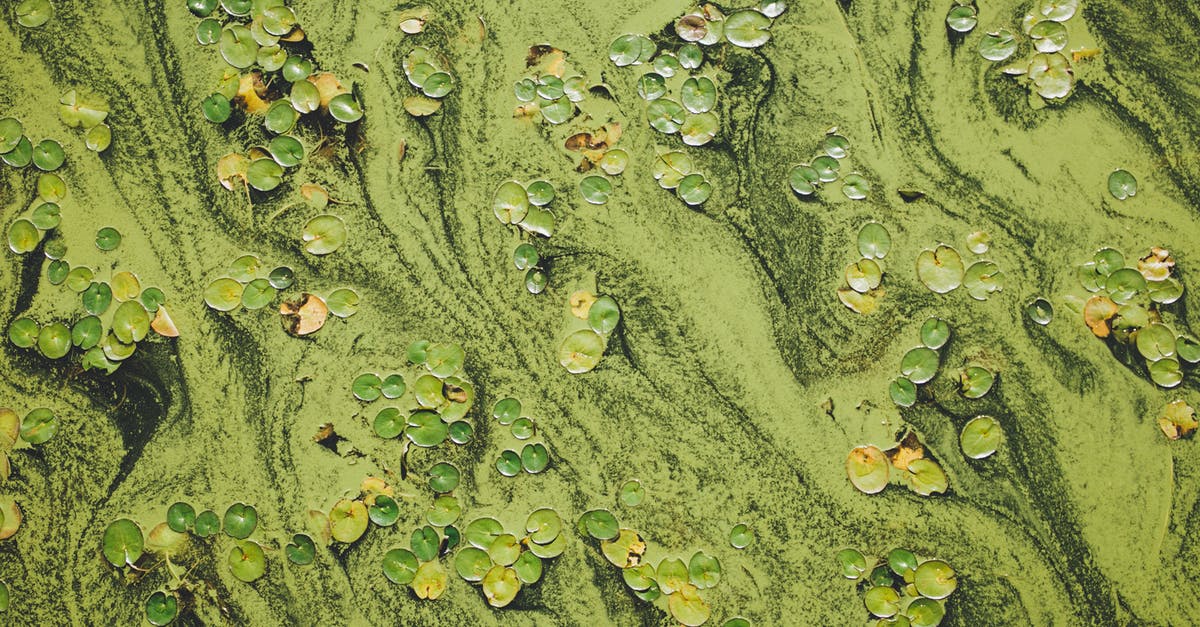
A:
[864,585,901,618]
[7,220,39,254]
[724,9,771,48]
[960,415,1001,459]
[959,366,995,399]
[946,5,977,33]
[493,181,529,225]
[228,540,266,582]
[144,590,178,626]
[329,499,368,543]
[95,227,122,251]
[916,245,965,293]
[223,503,257,539]
[1026,298,1053,325]
[204,277,243,311]
[963,261,1004,300]
[286,534,316,565]
[382,548,420,585]
[166,502,196,533]
[1108,169,1137,200]
[302,214,347,255]
[846,445,889,494]
[102,518,144,568]
[36,323,70,359]
[841,173,870,200]
[558,329,606,373]
[31,139,65,171]
[20,408,57,444]
[579,175,613,205]
[900,347,940,384]
[890,377,917,407]
[482,565,521,608]
[730,523,754,549]
[857,223,891,259]
[837,548,868,579]
[914,560,957,599]
[979,28,1018,61]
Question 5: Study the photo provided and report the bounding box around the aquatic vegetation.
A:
[1074,246,1195,389]
[350,341,475,461]
[916,234,1003,299]
[890,318,951,407]
[1157,400,1196,440]
[492,179,559,292]
[788,131,869,201]
[515,45,587,126]
[58,89,112,153]
[837,547,958,626]
[203,254,354,334]
[453,509,565,607]
[558,287,621,373]
[1107,169,1137,200]
[838,222,892,314]
[847,431,949,497]
[960,415,1002,459]
[946,2,977,34]
[489,397,552,476]
[401,46,456,116]
[977,0,1087,105]
[188,0,363,196]
[578,507,738,626]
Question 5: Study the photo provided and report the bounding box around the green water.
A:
[1,0,1199,624]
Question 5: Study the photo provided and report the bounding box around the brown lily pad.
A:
[1159,400,1197,440]
[1083,295,1118,338]
[281,293,329,336]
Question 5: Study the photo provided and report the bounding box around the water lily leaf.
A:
[302,214,347,254]
[916,245,964,293]
[946,5,977,33]
[1108,169,1137,200]
[724,9,771,48]
[102,519,144,568]
[846,445,889,493]
[144,591,178,627]
[223,502,257,539]
[979,28,1018,61]
[558,329,605,373]
[914,560,957,599]
[1028,52,1074,100]
[329,499,368,543]
[681,77,717,114]
[961,415,1001,459]
[228,540,266,582]
[493,181,529,225]
[482,565,520,608]
[904,458,949,496]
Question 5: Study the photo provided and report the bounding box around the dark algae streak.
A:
[1,0,1199,625]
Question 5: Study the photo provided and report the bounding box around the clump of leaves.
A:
[837,547,958,626]
[189,0,363,197]
[201,254,354,336]
[490,397,551,476]
[847,431,949,497]
[1158,400,1197,440]
[453,508,565,607]
[1074,246,1195,390]
[888,318,952,408]
[558,286,621,374]
[789,130,869,201]
[577,508,726,626]
[493,178,560,292]
[838,222,891,314]
[978,0,1087,106]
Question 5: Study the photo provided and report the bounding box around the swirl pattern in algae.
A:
[1,0,1199,625]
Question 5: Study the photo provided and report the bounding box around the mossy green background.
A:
[2,0,1199,624]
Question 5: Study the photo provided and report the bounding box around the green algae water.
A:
[2,0,1200,624]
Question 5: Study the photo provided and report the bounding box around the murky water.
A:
[1,0,1198,625]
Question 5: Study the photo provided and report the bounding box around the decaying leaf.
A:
[404,95,442,117]
[216,153,250,191]
[570,290,597,318]
[888,431,925,471]
[151,306,179,338]
[236,72,270,114]
[1083,295,1119,338]
[1158,400,1197,440]
[360,476,394,505]
[1138,247,1174,281]
[526,44,566,76]
[837,287,883,314]
[309,72,348,108]
[281,293,329,336]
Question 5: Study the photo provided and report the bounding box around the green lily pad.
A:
[196,17,221,44]
[979,28,1018,61]
[654,151,695,189]
[588,295,621,335]
[920,318,951,350]
[657,558,689,594]
[326,288,359,318]
[82,282,113,316]
[228,540,266,582]
[901,347,940,384]
[510,416,535,439]
[846,258,882,294]
[1028,52,1074,100]
[916,245,964,293]
[1176,335,1200,364]
[961,415,1001,459]
[579,175,613,205]
[493,398,522,424]
[488,533,521,566]
[540,96,573,124]
[373,407,404,439]
[166,502,195,533]
[95,227,121,251]
[110,301,149,344]
[579,509,619,540]
[846,445,889,494]
[890,377,917,407]
[302,214,346,255]
[647,98,686,134]
[20,408,57,444]
[410,525,440,562]
[1108,169,1137,200]
[428,461,461,493]
[1030,19,1069,53]
[857,223,891,259]
[219,24,257,68]
[290,80,320,113]
[812,155,840,182]
[425,342,465,378]
[608,34,655,67]
[1136,323,1177,361]
[482,565,521,608]
[493,181,529,225]
[223,503,257,539]
[946,5,977,32]
[1027,297,1054,325]
[67,314,101,350]
[960,366,995,399]
[680,112,719,147]
[669,584,711,626]
[677,173,713,205]
[905,459,949,496]
[964,261,1004,300]
[599,149,629,176]
[8,318,38,349]
[31,202,60,230]
[729,523,754,549]
[1150,358,1183,388]
[688,551,721,589]
[914,560,957,599]
[465,517,504,549]
[618,479,644,507]
[352,373,382,401]
[269,135,304,167]
[907,597,946,627]
[841,173,870,200]
[514,243,539,271]
[427,495,461,527]
[521,442,549,473]
[724,9,771,48]
[246,158,284,191]
[144,590,177,626]
[496,449,521,476]
[285,533,316,565]
[1,136,33,168]
[31,139,64,171]
[37,172,67,201]
[239,278,275,310]
[0,118,21,153]
[865,585,901,618]
[681,77,717,114]
[204,277,243,311]
[382,548,420,584]
[837,548,868,579]
[328,93,364,123]
[194,510,220,538]
[788,164,820,196]
[526,508,561,544]
[406,410,448,447]
[1105,267,1147,304]
[888,548,918,575]
[36,323,70,359]
[368,495,400,527]
[558,329,605,373]
[513,551,543,584]
[454,546,492,582]
[8,219,40,254]
[637,73,666,100]
[102,518,144,568]
[329,499,368,543]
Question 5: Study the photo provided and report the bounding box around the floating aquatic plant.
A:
[838,547,958,626]
[1074,246,1195,390]
[838,222,892,314]
[979,0,1086,105]
[558,288,621,373]
[846,431,948,497]
[1158,400,1196,440]
[960,415,1002,458]
[453,509,565,607]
